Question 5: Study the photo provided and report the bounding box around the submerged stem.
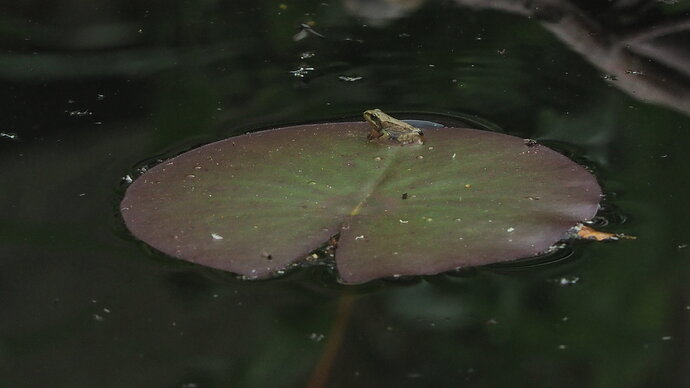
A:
[306,291,356,388]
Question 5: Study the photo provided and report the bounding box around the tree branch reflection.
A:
[456,0,690,114]
[344,0,690,114]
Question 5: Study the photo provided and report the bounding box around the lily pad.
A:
[120,121,601,283]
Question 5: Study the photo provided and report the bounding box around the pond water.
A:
[1,1,688,387]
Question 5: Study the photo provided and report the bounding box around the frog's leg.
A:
[397,132,424,145]
[368,131,391,143]
[378,132,391,142]
[367,128,383,141]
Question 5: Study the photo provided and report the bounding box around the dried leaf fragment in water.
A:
[574,224,636,241]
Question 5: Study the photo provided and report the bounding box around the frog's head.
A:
[363,109,385,130]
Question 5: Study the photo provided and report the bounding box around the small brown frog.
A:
[364,109,424,145]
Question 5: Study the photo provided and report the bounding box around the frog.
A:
[363,109,424,145]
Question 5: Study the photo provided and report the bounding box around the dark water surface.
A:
[1,1,689,387]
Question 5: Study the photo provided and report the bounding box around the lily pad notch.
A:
[121,111,604,284]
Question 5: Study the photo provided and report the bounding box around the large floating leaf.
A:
[120,122,601,283]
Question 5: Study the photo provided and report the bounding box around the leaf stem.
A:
[305,291,356,388]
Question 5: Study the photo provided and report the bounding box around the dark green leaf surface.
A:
[121,122,601,283]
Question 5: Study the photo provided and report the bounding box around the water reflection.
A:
[344,0,690,114]
[343,0,428,26]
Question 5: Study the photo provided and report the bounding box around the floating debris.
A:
[67,109,93,117]
[211,233,224,240]
[0,132,18,140]
[289,66,315,78]
[574,224,636,241]
[338,75,363,82]
[553,276,580,286]
[293,23,325,41]
[300,52,316,59]
[309,333,325,342]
